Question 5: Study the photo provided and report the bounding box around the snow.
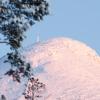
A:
[0,37,100,100]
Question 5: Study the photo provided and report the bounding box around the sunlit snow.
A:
[0,37,100,100]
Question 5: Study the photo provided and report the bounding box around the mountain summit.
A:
[0,37,100,100]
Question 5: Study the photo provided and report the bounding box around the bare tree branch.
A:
[0,41,9,44]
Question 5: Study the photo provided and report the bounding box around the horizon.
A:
[0,0,100,57]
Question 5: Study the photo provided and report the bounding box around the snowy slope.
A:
[0,37,100,100]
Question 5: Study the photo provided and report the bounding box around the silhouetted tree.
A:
[0,0,49,82]
[24,76,46,100]
[0,95,6,100]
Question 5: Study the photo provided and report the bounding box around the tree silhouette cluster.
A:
[5,61,31,82]
[0,0,49,82]
[24,76,46,100]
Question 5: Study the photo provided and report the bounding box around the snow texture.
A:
[0,37,100,100]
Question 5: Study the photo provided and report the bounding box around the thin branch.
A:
[0,41,9,44]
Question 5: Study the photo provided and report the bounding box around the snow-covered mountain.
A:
[0,37,100,100]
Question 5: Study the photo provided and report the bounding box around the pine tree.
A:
[24,76,46,100]
[0,0,49,82]
[0,95,6,100]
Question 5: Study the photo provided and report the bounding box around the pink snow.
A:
[0,37,100,100]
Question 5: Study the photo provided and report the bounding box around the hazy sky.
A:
[0,0,100,57]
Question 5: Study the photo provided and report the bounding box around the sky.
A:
[0,0,100,57]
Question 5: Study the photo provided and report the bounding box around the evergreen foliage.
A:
[24,76,46,100]
[0,0,49,82]
[0,95,6,100]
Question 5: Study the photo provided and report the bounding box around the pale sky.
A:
[0,0,100,57]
